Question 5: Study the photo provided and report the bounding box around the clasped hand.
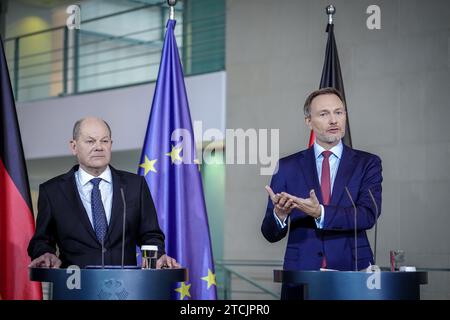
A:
[265,186,321,220]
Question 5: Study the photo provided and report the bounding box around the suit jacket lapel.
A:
[106,167,126,241]
[330,145,357,205]
[299,147,324,203]
[59,165,98,243]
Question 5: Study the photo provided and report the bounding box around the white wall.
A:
[17,71,226,159]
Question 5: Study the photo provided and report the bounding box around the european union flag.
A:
[138,19,217,300]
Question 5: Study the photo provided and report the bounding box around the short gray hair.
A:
[72,118,112,140]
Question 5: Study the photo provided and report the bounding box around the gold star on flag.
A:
[201,269,216,289]
[139,156,157,175]
[175,282,191,300]
[166,145,183,164]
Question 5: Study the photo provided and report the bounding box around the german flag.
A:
[0,37,42,300]
[308,21,352,148]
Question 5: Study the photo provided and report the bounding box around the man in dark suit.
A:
[28,117,179,269]
[261,88,382,299]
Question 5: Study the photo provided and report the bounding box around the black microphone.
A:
[344,186,357,271]
[368,188,379,266]
[120,188,127,269]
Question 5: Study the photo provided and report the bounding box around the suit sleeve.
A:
[138,177,166,254]
[27,184,57,259]
[323,155,382,231]
[261,162,289,243]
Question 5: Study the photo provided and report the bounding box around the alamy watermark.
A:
[169,121,279,176]
[66,265,81,290]
[366,264,381,290]
[366,5,381,30]
[66,5,81,30]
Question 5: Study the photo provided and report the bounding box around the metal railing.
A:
[215,260,283,300]
[4,0,225,102]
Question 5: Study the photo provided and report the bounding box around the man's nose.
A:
[329,114,337,124]
[94,141,104,150]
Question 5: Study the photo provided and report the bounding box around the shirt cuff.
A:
[273,210,288,229]
[315,205,325,229]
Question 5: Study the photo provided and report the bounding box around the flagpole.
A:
[140,0,217,299]
[167,0,177,20]
[326,5,335,25]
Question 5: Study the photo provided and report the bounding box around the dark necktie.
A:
[91,178,108,243]
[321,151,333,205]
[320,150,332,269]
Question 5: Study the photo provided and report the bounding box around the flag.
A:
[138,19,217,300]
[308,23,352,147]
[0,37,42,300]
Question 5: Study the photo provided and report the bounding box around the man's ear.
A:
[69,140,77,156]
[305,116,312,130]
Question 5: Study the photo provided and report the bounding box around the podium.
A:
[274,270,428,300]
[30,267,186,300]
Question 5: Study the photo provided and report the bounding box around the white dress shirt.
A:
[75,166,113,227]
[273,140,343,229]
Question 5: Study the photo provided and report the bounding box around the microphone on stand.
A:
[120,188,127,269]
[344,186,358,271]
[86,188,136,270]
[101,237,105,269]
[368,188,379,266]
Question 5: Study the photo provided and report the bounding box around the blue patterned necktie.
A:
[91,178,108,243]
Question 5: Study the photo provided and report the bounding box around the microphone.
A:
[344,186,357,271]
[86,188,137,270]
[368,188,379,266]
[120,188,127,269]
[101,235,105,269]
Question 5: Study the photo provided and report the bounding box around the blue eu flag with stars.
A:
[138,19,217,300]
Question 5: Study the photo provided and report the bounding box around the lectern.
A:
[30,267,186,300]
[274,270,427,300]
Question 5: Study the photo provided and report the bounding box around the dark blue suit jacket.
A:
[261,144,382,271]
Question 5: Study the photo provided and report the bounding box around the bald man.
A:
[28,117,179,269]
